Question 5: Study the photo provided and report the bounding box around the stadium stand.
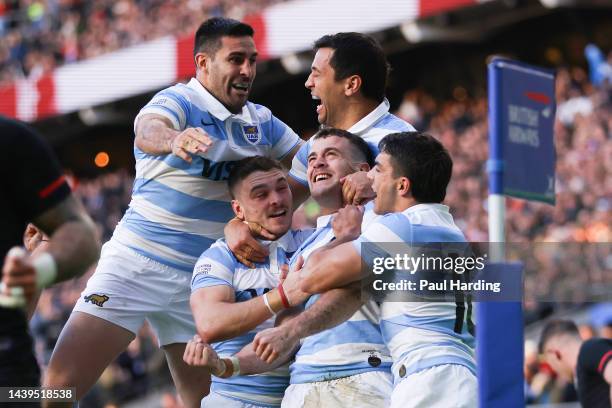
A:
[0,0,289,86]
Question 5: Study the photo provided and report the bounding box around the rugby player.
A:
[227,32,416,262]
[540,320,612,408]
[44,18,302,408]
[187,156,312,407]
[0,117,99,400]
[295,132,478,407]
[190,129,394,407]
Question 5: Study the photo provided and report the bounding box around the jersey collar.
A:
[315,213,334,229]
[402,203,450,216]
[347,98,390,135]
[187,78,254,124]
[259,230,296,253]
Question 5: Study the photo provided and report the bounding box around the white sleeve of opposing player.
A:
[134,89,189,133]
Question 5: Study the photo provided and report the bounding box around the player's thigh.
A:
[146,265,195,347]
[390,364,477,408]
[44,241,151,389]
[201,391,263,408]
[163,343,211,407]
[44,312,135,399]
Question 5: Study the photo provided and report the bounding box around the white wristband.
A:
[262,293,276,315]
[228,356,241,377]
[33,252,57,289]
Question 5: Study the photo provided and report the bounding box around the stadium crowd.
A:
[0,0,287,86]
[25,61,610,406]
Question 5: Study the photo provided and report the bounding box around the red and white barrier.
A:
[0,0,483,122]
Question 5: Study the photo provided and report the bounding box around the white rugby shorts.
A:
[389,364,477,408]
[73,239,196,346]
[201,391,277,408]
[281,371,392,408]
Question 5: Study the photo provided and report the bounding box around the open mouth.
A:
[311,95,323,114]
[312,173,332,183]
[269,209,288,218]
[232,83,250,93]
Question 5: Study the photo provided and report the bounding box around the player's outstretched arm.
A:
[1,196,100,306]
[184,335,294,377]
[299,241,364,294]
[253,285,362,364]
[191,285,273,343]
[135,113,212,162]
[190,283,308,344]
[32,196,100,283]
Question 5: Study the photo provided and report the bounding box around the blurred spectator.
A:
[0,0,290,86]
[601,323,612,340]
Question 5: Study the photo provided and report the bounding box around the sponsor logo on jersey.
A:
[150,98,168,106]
[194,263,212,276]
[84,293,110,307]
[243,125,261,144]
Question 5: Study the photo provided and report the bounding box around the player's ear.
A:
[231,200,244,220]
[358,162,370,172]
[344,75,362,97]
[195,52,209,73]
[397,177,410,197]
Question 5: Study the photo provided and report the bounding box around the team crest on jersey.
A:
[242,125,261,145]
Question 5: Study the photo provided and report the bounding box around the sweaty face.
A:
[233,170,293,237]
[305,48,345,126]
[307,136,360,202]
[368,152,399,215]
[201,36,257,113]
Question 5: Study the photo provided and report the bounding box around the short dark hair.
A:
[313,127,374,167]
[378,132,452,203]
[538,320,580,353]
[194,17,254,58]
[227,156,284,199]
[314,32,389,102]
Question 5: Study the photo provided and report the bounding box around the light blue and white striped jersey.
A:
[289,209,393,384]
[112,78,300,272]
[353,204,477,384]
[191,229,313,406]
[289,99,415,185]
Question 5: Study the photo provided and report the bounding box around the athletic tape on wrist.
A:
[228,356,241,377]
[263,293,276,315]
[33,253,57,289]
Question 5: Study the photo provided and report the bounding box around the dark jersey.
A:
[0,117,70,389]
[577,338,612,408]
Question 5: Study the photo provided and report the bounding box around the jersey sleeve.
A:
[288,140,311,186]
[266,112,301,160]
[191,242,237,291]
[351,213,413,271]
[3,119,71,221]
[579,338,612,376]
[134,87,191,132]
